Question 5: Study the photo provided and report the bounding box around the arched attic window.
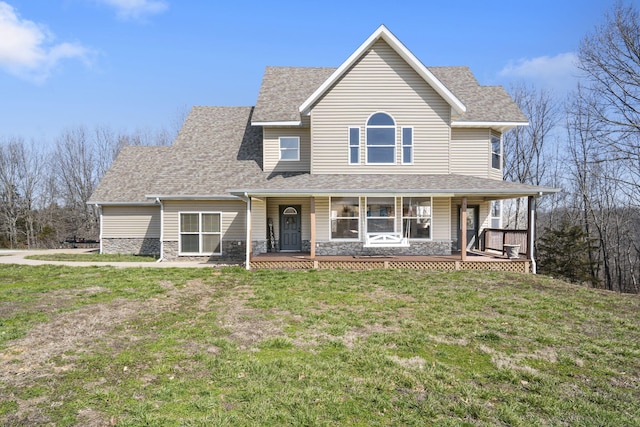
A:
[366,112,396,164]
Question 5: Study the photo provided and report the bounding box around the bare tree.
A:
[53,127,101,240]
[503,84,559,228]
[0,138,43,248]
[577,1,640,204]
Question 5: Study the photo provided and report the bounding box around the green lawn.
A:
[1,265,638,426]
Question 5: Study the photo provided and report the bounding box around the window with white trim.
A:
[491,134,501,169]
[366,112,396,164]
[330,197,359,239]
[402,127,413,164]
[366,197,395,233]
[279,136,300,161]
[402,197,431,239]
[179,212,222,255]
[490,200,502,228]
[349,127,360,164]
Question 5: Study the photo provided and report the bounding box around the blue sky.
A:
[0,0,613,144]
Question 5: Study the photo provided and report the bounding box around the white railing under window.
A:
[364,233,409,248]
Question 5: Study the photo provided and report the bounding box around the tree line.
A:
[504,2,640,293]
[1,3,639,293]
[0,125,178,249]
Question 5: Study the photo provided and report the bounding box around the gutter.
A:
[156,197,165,263]
[95,203,103,254]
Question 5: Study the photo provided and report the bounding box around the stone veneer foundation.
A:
[102,238,160,256]
[315,240,452,257]
[161,240,245,264]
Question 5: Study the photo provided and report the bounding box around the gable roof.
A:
[298,25,466,117]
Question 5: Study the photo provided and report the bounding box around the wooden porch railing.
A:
[483,228,528,255]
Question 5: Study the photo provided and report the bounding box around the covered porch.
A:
[231,174,557,271]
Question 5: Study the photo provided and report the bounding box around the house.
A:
[89,25,558,270]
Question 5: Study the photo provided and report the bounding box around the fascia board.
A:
[452,121,530,130]
[250,120,302,127]
[88,201,157,206]
[228,187,560,197]
[145,194,242,201]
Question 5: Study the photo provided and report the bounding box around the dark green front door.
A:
[280,205,301,252]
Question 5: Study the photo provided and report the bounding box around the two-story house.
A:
[89,25,558,270]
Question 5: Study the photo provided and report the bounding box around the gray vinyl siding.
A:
[163,200,246,241]
[266,197,311,241]
[450,128,492,178]
[310,39,451,174]
[263,127,311,173]
[102,205,160,238]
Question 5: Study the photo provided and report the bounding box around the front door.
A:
[458,205,480,250]
[279,205,301,252]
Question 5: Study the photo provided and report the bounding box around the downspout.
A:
[95,204,103,254]
[244,193,251,271]
[156,197,164,262]
[529,195,538,274]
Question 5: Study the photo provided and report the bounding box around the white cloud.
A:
[98,0,168,20]
[499,52,579,94]
[0,2,93,83]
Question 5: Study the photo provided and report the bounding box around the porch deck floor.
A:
[251,250,518,263]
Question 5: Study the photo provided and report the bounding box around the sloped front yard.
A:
[1,265,639,425]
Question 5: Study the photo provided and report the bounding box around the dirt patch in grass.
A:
[0,286,110,319]
[217,285,295,349]
[0,278,216,424]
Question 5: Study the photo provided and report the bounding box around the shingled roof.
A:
[428,66,527,123]
[89,107,265,203]
[90,104,553,204]
[251,65,526,125]
[252,66,335,123]
[230,172,557,198]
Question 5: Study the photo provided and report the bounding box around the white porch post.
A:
[310,196,316,258]
[528,195,536,274]
[461,197,467,261]
[245,195,252,270]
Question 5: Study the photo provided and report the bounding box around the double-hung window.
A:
[402,127,413,164]
[180,212,222,255]
[366,112,396,164]
[330,197,359,239]
[279,136,300,161]
[366,197,395,233]
[349,127,360,164]
[491,134,501,169]
[402,197,431,239]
